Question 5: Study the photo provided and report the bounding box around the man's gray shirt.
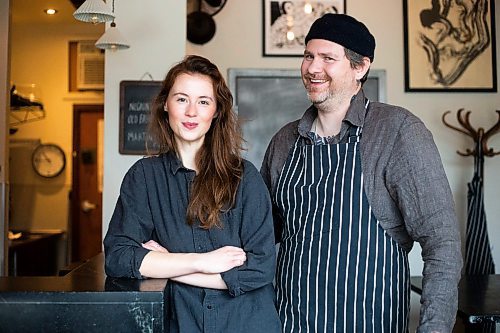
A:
[260,90,462,333]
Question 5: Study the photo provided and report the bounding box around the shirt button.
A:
[207,305,212,310]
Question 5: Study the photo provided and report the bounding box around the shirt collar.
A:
[345,89,368,127]
[166,151,186,175]
[297,89,368,138]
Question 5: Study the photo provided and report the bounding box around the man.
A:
[260,13,462,333]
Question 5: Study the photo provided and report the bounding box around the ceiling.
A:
[11,1,207,25]
[11,0,82,24]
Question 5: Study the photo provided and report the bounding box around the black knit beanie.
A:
[305,13,376,62]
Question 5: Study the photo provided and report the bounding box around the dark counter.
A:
[411,275,500,332]
[8,229,64,276]
[0,253,168,332]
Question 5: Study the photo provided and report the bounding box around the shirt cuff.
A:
[220,267,242,297]
[133,246,150,279]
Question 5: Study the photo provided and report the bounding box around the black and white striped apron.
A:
[274,105,410,332]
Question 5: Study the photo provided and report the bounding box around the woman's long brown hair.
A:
[148,55,244,229]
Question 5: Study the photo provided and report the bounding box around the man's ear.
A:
[356,57,371,81]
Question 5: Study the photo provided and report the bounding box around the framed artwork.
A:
[403,0,497,92]
[227,68,386,167]
[263,0,346,57]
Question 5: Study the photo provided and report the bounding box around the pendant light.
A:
[73,0,115,24]
[94,0,130,51]
[95,22,130,50]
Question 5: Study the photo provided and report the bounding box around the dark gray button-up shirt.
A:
[260,90,462,333]
[104,152,281,333]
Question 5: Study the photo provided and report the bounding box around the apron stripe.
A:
[306,144,324,332]
[323,145,338,332]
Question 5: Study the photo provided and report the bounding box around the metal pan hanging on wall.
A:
[187,0,227,45]
[187,11,216,44]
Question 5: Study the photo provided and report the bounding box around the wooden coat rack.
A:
[442,108,500,157]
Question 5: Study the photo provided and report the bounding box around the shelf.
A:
[9,106,46,126]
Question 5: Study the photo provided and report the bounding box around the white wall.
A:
[100,1,498,330]
[184,2,500,330]
[102,0,186,232]
[185,0,500,276]
[101,0,500,278]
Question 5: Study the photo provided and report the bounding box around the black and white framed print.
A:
[263,0,346,57]
[403,0,497,92]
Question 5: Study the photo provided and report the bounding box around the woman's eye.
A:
[200,100,210,105]
[177,97,187,103]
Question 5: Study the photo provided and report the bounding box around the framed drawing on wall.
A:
[263,0,346,56]
[228,68,386,168]
[403,0,497,92]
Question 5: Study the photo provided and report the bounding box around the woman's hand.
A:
[196,246,246,274]
[141,240,246,274]
[142,240,169,253]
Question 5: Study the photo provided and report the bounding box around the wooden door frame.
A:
[0,0,11,276]
[71,104,103,263]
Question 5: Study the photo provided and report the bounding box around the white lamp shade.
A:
[73,0,115,24]
[95,22,130,50]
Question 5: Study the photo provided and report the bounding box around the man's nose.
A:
[307,58,323,74]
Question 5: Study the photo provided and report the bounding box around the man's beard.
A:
[307,88,332,105]
[305,79,357,107]
[305,81,338,106]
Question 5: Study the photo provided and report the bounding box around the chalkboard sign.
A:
[119,80,162,155]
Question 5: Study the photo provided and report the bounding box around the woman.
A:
[103,55,281,332]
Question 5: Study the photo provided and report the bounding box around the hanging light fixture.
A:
[95,22,130,50]
[73,0,115,24]
[95,0,130,50]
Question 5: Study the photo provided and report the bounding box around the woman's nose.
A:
[185,103,197,117]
